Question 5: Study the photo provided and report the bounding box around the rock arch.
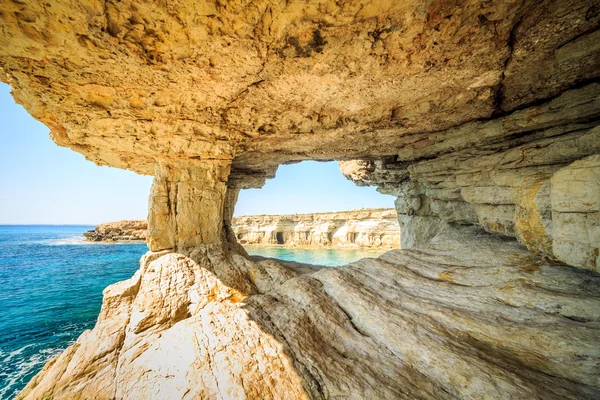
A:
[2,0,599,398]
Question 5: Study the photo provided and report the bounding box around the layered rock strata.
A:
[84,208,400,249]
[1,0,600,398]
[233,208,399,248]
[1,0,599,176]
[17,229,600,399]
[340,88,600,270]
[83,220,147,242]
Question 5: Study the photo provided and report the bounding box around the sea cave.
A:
[1,0,599,398]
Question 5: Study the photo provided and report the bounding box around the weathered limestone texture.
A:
[83,209,400,248]
[147,161,231,251]
[551,155,600,270]
[2,0,600,398]
[233,208,400,248]
[83,220,147,242]
[341,87,600,269]
[1,0,599,176]
[16,229,600,399]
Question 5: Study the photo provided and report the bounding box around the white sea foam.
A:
[0,345,65,399]
[1,344,33,363]
[44,235,89,245]
[32,236,89,245]
[43,236,140,246]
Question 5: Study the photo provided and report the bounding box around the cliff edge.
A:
[17,228,600,400]
[85,209,401,249]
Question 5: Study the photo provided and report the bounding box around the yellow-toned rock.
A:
[233,208,400,248]
[552,155,600,271]
[16,230,600,399]
[1,0,599,397]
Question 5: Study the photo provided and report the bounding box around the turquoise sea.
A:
[0,226,386,398]
[0,225,147,399]
[244,245,386,267]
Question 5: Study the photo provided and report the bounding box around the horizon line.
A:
[0,223,97,226]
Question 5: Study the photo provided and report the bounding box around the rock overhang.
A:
[3,2,600,398]
[1,0,598,186]
[1,0,599,262]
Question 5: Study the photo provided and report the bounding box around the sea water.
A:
[244,245,386,267]
[0,226,387,398]
[0,225,147,399]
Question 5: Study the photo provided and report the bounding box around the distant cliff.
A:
[232,208,400,248]
[84,209,400,248]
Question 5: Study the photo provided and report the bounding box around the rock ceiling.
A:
[1,0,598,186]
[4,2,600,399]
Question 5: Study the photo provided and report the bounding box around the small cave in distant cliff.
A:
[348,232,357,244]
[327,232,334,243]
[276,232,285,244]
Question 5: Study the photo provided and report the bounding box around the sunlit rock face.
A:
[2,0,600,398]
[1,0,598,174]
[232,208,400,248]
[551,155,600,269]
[16,230,600,400]
[340,87,600,270]
[2,0,598,251]
[84,220,147,242]
[83,209,402,249]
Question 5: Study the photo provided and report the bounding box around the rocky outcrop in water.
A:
[83,220,147,242]
[233,208,399,248]
[2,0,599,398]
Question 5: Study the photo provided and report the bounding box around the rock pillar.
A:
[221,186,249,255]
[147,160,231,251]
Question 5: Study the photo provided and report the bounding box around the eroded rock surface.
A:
[1,0,598,178]
[17,230,600,399]
[83,220,147,242]
[233,208,399,248]
[341,86,600,271]
[551,155,600,270]
[2,0,600,398]
[83,209,401,248]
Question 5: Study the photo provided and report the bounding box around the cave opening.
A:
[349,232,357,243]
[232,161,399,266]
[276,232,285,244]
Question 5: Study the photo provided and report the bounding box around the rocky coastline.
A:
[84,209,400,249]
[233,208,399,248]
[3,1,600,398]
[83,220,147,242]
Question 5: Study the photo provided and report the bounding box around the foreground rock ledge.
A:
[17,229,600,399]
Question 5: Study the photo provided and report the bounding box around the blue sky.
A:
[0,82,393,224]
[234,162,394,216]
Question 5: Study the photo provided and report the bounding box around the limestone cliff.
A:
[83,209,400,248]
[233,208,399,248]
[84,220,147,242]
[1,0,600,398]
[339,120,600,270]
